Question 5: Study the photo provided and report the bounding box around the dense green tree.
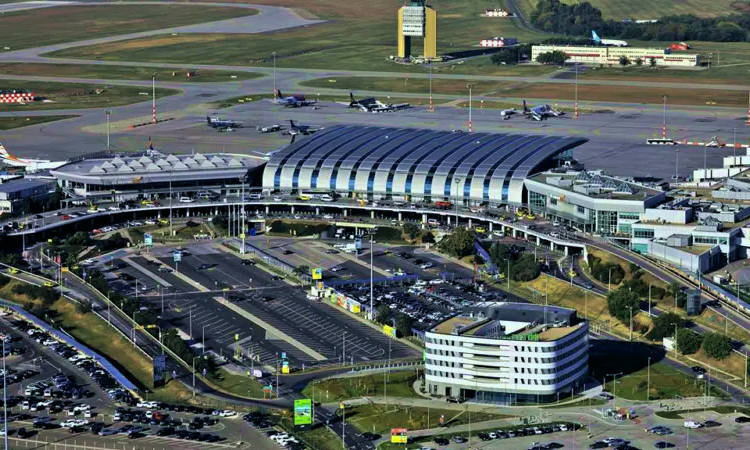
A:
[618,55,630,66]
[606,287,640,324]
[635,58,643,66]
[438,227,475,259]
[536,50,569,65]
[403,223,420,240]
[702,332,732,360]
[646,312,684,341]
[396,313,412,338]
[375,304,391,324]
[675,328,703,355]
[649,57,657,67]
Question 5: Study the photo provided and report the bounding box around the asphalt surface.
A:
[0,1,744,176]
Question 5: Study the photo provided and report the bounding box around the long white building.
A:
[532,44,699,67]
[424,302,588,404]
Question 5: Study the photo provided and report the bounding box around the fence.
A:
[0,298,138,391]
[324,273,419,287]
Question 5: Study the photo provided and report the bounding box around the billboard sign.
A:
[383,325,397,337]
[391,428,408,443]
[293,399,313,427]
[143,233,153,246]
[312,267,323,280]
[355,237,362,250]
[153,354,166,388]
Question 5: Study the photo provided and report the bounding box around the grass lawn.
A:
[0,80,179,112]
[516,0,739,21]
[294,425,343,450]
[674,347,747,380]
[345,403,511,435]
[0,284,195,403]
[209,368,265,398]
[581,41,750,85]
[0,5,255,51]
[301,370,420,402]
[602,361,725,401]
[585,248,668,294]
[693,308,750,345]
[0,63,263,83]
[44,1,550,73]
[301,77,510,96]
[0,115,77,130]
[488,82,749,108]
[657,404,750,419]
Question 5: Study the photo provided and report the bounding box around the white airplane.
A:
[592,30,628,47]
[522,101,564,121]
[500,108,517,119]
[0,144,67,171]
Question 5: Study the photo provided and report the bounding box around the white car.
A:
[0,428,6,436]
[21,401,30,410]
[145,220,157,225]
[428,279,444,285]
[82,259,95,265]
[136,401,157,408]
[419,262,434,269]
[108,206,121,211]
[131,221,143,227]
[74,404,92,411]
[322,214,334,219]
[684,421,702,429]
[220,410,236,417]
[273,196,283,202]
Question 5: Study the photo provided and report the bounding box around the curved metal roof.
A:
[264,126,587,202]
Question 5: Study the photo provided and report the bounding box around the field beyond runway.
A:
[0,79,179,112]
[0,115,77,129]
[0,4,257,51]
[0,63,264,83]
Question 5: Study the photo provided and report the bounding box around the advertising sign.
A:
[402,5,425,36]
[383,325,397,337]
[143,233,153,246]
[391,428,408,444]
[293,399,313,427]
[355,237,362,250]
[312,267,323,280]
[153,354,166,388]
[173,251,182,262]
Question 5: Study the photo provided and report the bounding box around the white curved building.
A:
[424,302,588,404]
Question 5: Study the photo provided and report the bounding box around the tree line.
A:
[530,0,749,42]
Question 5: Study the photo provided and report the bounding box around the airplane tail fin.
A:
[0,143,8,158]
[350,92,355,103]
[592,30,601,42]
[290,119,296,129]
[206,116,211,125]
[277,90,283,99]
[523,100,528,113]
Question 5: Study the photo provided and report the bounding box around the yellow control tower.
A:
[397,0,436,59]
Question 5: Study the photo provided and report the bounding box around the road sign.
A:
[173,251,182,262]
[144,233,153,246]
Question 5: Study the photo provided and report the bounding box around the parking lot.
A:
[102,242,417,368]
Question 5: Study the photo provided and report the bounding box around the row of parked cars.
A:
[8,318,134,405]
[430,423,581,447]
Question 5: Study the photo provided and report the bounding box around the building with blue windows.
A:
[262,126,587,206]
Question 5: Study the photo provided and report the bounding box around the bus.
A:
[646,138,677,145]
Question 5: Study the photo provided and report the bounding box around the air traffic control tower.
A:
[397,0,436,59]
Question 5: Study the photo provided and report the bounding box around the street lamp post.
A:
[628,306,633,341]
[152,73,157,124]
[608,267,613,292]
[428,62,434,112]
[662,95,668,139]
[574,63,579,119]
[369,232,374,321]
[105,109,112,150]
[733,127,738,160]
[272,52,277,96]
[1,334,7,450]
[647,356,651,401]
[606,372,623,410]
[202,325,206,354]
[453,177,461,227]
[169,170,173,237]
[675,149,679,181]
[192,356,204,397]
[467,83,475,132]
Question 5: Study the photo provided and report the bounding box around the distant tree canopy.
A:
[530,0,749,42]
[536,50,569,65]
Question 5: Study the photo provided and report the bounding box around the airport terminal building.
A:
[262,126,587,206]
[51,153,262,203]
[424,303,588,404]
[531,45,700,67]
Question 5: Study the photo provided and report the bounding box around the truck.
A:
[670,42,691,51]
[435,201,452,209]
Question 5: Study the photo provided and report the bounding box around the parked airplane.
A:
[257,124,282,133]
[276,90,317,107]
[592,30,628,47]
[0,144,67,171]
[500,108,517,119]
[206,116,241,129]
[289,120,321,136]
[348,92,409,113]
[522,101,564,121]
